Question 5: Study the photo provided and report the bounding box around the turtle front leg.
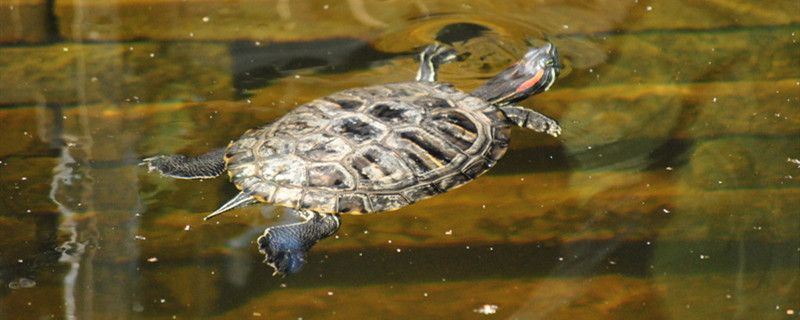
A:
[416,43,457,82]
[141,148,226,179]
[499,105,561,137]
[257,210,340,275]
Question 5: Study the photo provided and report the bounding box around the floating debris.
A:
[788,158,800,168]
[473,304,498,315]
[8,277,36,289]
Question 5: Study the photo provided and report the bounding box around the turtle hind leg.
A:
[415,43,458,82]
[141,147,226,179]
[499,105,562,137]
[257,211,340,276]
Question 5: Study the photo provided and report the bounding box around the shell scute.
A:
[307,163,355,191]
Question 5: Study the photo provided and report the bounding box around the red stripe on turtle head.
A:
[514,69,545,94]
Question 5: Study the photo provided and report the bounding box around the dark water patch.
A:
[151,239,799,313]
[435,23,492,44]
[230,38,397,94]
[43,0,61,42]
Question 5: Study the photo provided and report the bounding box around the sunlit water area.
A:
[1,0,798,319]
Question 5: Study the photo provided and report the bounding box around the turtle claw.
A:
[256,211,340,276]
[258,234,306,276]
[545,120,562,137]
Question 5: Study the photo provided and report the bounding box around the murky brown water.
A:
[1,1,798,319]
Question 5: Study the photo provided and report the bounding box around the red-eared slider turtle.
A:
[143,43,562,275]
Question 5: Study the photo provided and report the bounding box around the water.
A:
[1,1,798,319]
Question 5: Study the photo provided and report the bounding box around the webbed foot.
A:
[257,211,340,275]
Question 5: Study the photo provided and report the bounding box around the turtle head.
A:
[472,43,561,105]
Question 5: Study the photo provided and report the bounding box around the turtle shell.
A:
[224,81,511,214]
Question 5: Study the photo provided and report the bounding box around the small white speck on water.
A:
[587,145,593,150]
[646,5,653,11]
[665,166,673,171]
[387,240,392,244]
[718,180,723,184]
[699,254,710,260]
[562,24,569,29]
[184,225,191,231]
[20,177,27,181]
[558,256,564,261]
[149,53,155,58]
[327,291,334,296]
[474,304,498,315]
[445,230,453,235]
[26,209,31,213]
[128,46,134,51]
[725,294,732,299]
[253,312,262,317]
[134,235,146,240]
[786,309,795,315]
[62,47,69,52]
[189,32,194,37]
[423,292,428,297]
[294,75,301,79]
[481,204,486,209]
[17,259,23,263]
[147,257,158,263]
[255,41,262,46]
[646,241,651,245]
[712,97,718,103]
[609,260,617,265]
[396,248,402,253]
[662,208,671,214]
[202,16,210,22]
[159,299,166,303]
[323,4,329,9]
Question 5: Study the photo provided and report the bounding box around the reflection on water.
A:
[1,0,798,319]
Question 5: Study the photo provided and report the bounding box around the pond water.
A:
[0,1,798,319]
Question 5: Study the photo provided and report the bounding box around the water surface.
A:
[0,1,798,319]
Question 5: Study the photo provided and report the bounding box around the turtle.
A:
[143,42,562,275]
